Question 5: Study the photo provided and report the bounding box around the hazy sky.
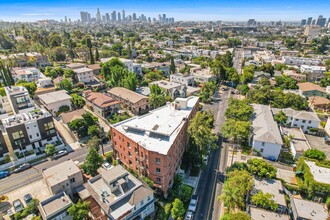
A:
[0,0,329,22]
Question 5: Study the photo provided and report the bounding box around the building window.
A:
[302,120,306,123]
[29,135,32,139]
[128,152,132,157]
[261,142,265,147]
[127,142,131,148]
[129,160,132,165]
[156,177,161,183]
[156,168,161,174]
[260,148,264,153]
[70,178,75,183]
[13,131,24,140]
[295,119,299,121]
[36,133,39,137]
[156,158,161,164]
[308,120,311,124]
[140,200,144,206]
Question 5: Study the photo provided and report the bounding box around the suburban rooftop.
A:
[304,160,330,184]
[38,90,71,104]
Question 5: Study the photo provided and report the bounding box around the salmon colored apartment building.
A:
[110,96,199,196]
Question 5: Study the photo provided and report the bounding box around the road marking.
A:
[0,172,41,193]
[206,147,222,220]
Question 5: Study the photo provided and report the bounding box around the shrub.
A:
[303,149,326,161]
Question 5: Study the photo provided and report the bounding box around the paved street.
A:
[194,87,233,220]
[0,144,112,195]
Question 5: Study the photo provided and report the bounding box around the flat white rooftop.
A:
[305,160,330,184]
[38,90,71,104]
[113,96,199,155]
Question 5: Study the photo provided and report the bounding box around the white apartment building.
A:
[251,104,283,161]
[11,67,44,82]
[300,65,326,74]
[282,56,321,66]
[74,67,94,83]
[170,73,195,86]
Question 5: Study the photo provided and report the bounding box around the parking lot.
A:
[0,179,51,218]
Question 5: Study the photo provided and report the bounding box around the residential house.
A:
[74,67,94,83]
[280,50,299,57]
[297,82,327,98]
[142,62,170,76]
[83,90,120,118]
[283,70,306,82]
[281,127,311,159]
[107,87,149,115]
[3,86,34,114]
[88,64,101,75]
[110,97,199,196]
[170,73,194,86]
[308,96,330,111]
[38,90,72,115]
[11,67,44,82]
[66,63,86,70]
[291,197,329,220]
[251,104,283,160]
[79,165,155,220]
[190,67,216,83]
[249,207,290,220]
[0,108,60,161]
[38,192,73,220]
[42,160,84,196]
[60,109,86,124]
[150,80,187,99]
[252,178,287,213]
[271,107,320,132]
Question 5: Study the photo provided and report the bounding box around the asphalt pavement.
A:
[0,144,112,195]
[194,87,232,220]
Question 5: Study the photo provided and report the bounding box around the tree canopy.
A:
[251,191,278,211]
[67,200,90,220]
[247,158,277,179]
[303,149,326,161]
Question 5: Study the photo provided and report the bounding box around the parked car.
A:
[102,162,113,170]
[7,209,13,216]
[185,211,194,220]
[203,155,209,166]
[13,163,31,173]
[188,195,198,212]
[52,150,68,160]
[0,170,10,179]
[24,194,32,205]
[13,199,24,212]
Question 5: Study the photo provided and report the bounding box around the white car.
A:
[185,211,194,220]
[203,155,209,166]
[188,195,198,212]
[102,162,113,170]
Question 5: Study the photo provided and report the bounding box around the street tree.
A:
[219,170,253,212]
[221,212,251,220]
[171,198,185,220]
[81,145,102,176]
[188,111,217,157]
[67,200,90,220]
[221,119,250,143]
[45,144,56,156]
[225,98,253,121]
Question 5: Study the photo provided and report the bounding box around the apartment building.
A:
[43,160,84,196]
[0,52,49,68]
[38,90,72,115]
[80,165,155,220]
[282,56,321,66]
[283,70,306,82]
[83,90,120,118]
[280,50,299,57]
[190,67,216,83]
[170,73,195,86]
[3,86,34,114]
[11,67,44,82]
[0,108,59,160]
[110,97,199,195]
[39,192,73,220]
[74,67,94,83]
[107,87,149,115]
[272,107,320,132]
[251,104,283,161]
[150,80,187,99]
[291,197,329,220]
